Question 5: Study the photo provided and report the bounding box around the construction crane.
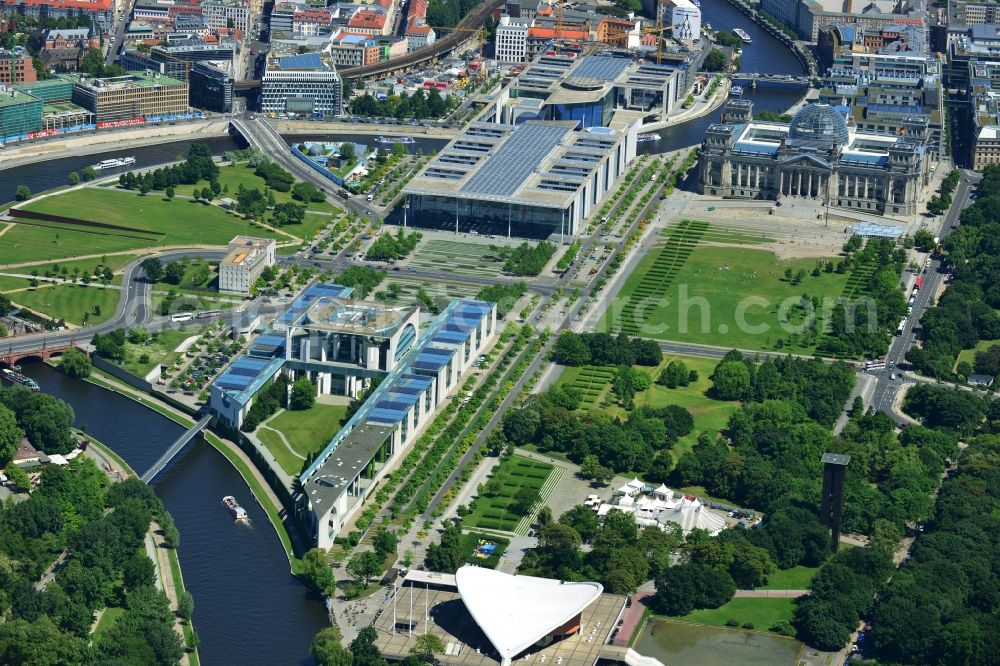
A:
[641,24,684,64]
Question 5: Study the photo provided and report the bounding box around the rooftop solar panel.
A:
[572,55,631,81]
[460,123,571,197]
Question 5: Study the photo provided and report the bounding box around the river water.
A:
[22,361,329,666]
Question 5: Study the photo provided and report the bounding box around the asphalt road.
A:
[868,170,980,418]
[2,249,225,357]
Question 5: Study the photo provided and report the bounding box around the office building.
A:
[329,30,381,67]
[697,102,928,216]
[13,77,73,103]
[0,47,37,84]
[0,85,43,139]
[208,285,497,548]
[496,14,531,63]
[189,60,233,112]
[218,236,276,295]
[202,0,250,33]
[261,51,342,117]
[662,0,701,41]
[404,120,635,238]
[68,71,189,124]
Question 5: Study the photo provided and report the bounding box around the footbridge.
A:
[141,414,212,483]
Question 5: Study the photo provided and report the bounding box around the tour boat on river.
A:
[222,495,249,522]
[1,368,39,391]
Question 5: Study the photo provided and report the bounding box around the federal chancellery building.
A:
[697,101,930,216]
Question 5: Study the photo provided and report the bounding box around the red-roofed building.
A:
[348,7,388,35]
[0,0,116,30]
[404,0,435,50]
[525,26,590,59]
[293,8,331,36]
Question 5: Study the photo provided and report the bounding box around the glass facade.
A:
[549,92,614,128]
[409,194,570,239]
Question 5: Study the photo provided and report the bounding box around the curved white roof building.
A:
[455,566,604,666]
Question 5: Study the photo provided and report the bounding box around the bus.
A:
[170,313,193,323]
[196,310,221,320]
[864,358,888,370]
[896,317,907,334]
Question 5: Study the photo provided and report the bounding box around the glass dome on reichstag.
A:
[787,104,850,145]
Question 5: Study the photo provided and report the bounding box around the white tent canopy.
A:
[455,566,603,666]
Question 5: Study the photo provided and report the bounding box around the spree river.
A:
[22,362,329,666]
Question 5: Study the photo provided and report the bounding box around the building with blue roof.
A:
[209,288,498,548]
[698,100,928,216]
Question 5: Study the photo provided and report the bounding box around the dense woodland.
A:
[908,165,1000,378]
[868,433,1000,665]
[0,464,185,665]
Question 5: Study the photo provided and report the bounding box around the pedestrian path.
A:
[514,465,564,535]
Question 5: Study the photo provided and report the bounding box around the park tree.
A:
[81,166,97,181]
[410,633,446,664]
[68,171,80,185]
[340,142,357,162]
[711,360,751,401]
[658,360,690,388]
[0,404,23,468]
[165,186,175,201]
[177,591,194,621]
[728,543,775,589]
[122,552,156,591]
[15,185,31,201]
[57,348,91,379]
[290,376,316,410]
[350,627,387,666]
[141,258,164,282]
[3,464,30,491]
[559,505,599,542]
[913,229,935,250]
[580,454,614,485]
[373,528,398,560]
[312,626,352,666]
[510,487,539,515]
[702,48,728,72]
[302,548,337,595]
[163,262,185,285]
[552,331,591,366]
[346,551,382,587]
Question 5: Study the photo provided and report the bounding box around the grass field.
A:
[553,355,737,462]
[635,619,802,666]
[93,606,125,640]
[377,278,481,308]
[9,188,279,264]
[407,239,510,278]
[760,565,818,590]
[12,283,120,326]
[671,598,797,632]
[6,253,142,276]
[258,404,348,475]
[465,455,554,532]
[460,532,510,569]
[153,258,218,293]
[120,328,208,377]
[600,222,848,353]
[171,163,339,214]
[956,338,1000,371]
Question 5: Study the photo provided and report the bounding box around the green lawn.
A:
[10,188,279,263]
[671,597,796,632]
[12,283,120,326]
[465,455,554,532]
[600,224,848,353]
[760,565,818,590]
[460,532,510,569]
[153,258,218,293]
[258,404,348,475]
[93,606,125,639]
[172,162,339,214]
[120,327,210,377]
[0,275,34,291]
[6,253,142,276]
[554,355,737,462]
[956,338,1000,371]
